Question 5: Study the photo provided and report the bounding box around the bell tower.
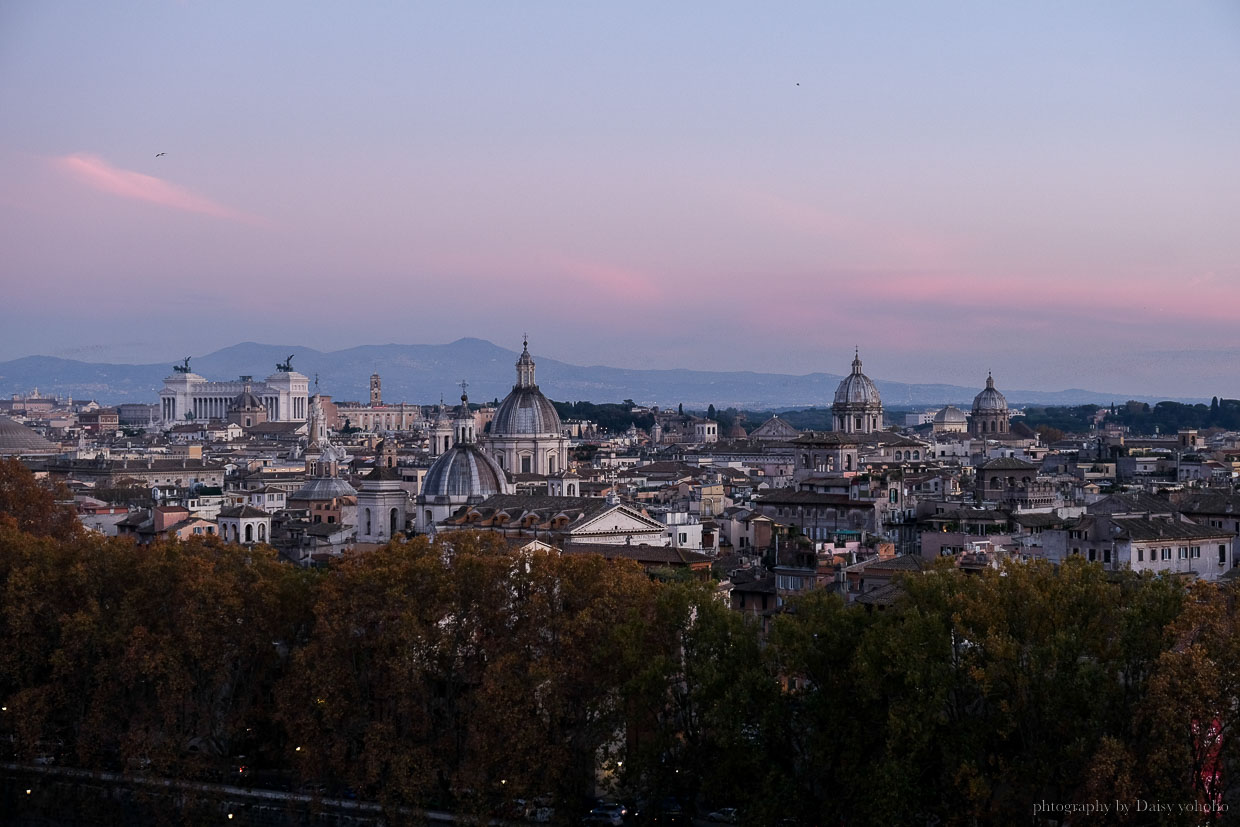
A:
[370,373,382,407]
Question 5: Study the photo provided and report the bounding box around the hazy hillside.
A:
[0,339,1194,409]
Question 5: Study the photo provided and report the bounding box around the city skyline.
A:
[2,2,1238,397]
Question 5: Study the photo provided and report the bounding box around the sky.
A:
[1,1,1238,398]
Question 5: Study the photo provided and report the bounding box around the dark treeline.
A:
[1014,399,1240,438]
[550,401,654,434]
[1013,404,1102,434]
[1108,398,1240,436]
[2,460,1238,825]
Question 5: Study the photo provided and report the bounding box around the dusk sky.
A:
[2,2,1238,398]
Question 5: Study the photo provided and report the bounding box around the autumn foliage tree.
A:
[0,458,81,540]
[3,452,1240,825]
[277,532,666,818]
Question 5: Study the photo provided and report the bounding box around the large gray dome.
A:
[492,387,562,436]
[972,374,1008,414]
[422,443,509,500]
[0,416,59,457]
[491,338,562,436]
[933,405,968,424]
[833,353,881,406]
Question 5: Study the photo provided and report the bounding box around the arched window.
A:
[567,483,577,496]
[845,454,853,471]
[364,508,372,535]
[913,451,920,460]
[258,523,266,542]
[245,524,253,543]
[390,508,398,536]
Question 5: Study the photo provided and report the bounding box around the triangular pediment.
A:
[751,416,801,439]
[568,504,666,538]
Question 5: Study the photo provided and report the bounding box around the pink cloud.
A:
[53,153,265,224]
[728,186,968,268]
[545,255,656,297]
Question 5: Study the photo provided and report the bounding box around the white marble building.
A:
[158,360,309,426]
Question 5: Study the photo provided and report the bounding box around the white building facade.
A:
[159,364,309,425]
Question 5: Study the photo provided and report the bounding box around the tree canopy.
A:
[1,458,1237,824]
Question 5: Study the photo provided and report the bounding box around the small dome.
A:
[290,476,357,501]
[833,351,881,406]
[933,405,968,424]
[972,373,1008,414]
[231,389,265,412]
[422,443,509,500]
[726,422,748,439]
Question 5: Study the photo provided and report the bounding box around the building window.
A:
[1192,546,1201,558]
[1087,549,1095,562]
[1162,548,1171,561]
[1104,549,1111,564]
[1221,545,1228,565]
[1137,548,1143,562]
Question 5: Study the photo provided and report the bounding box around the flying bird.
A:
[155,152,166,157]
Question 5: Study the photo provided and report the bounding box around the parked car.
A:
[583,801,628,825]
[707,807,739,823]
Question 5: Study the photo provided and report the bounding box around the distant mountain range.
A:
[0,339,1199,410]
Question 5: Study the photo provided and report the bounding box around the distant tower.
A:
[370,373,382,407]
[454,383,476,446]
[429,398,454,458]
